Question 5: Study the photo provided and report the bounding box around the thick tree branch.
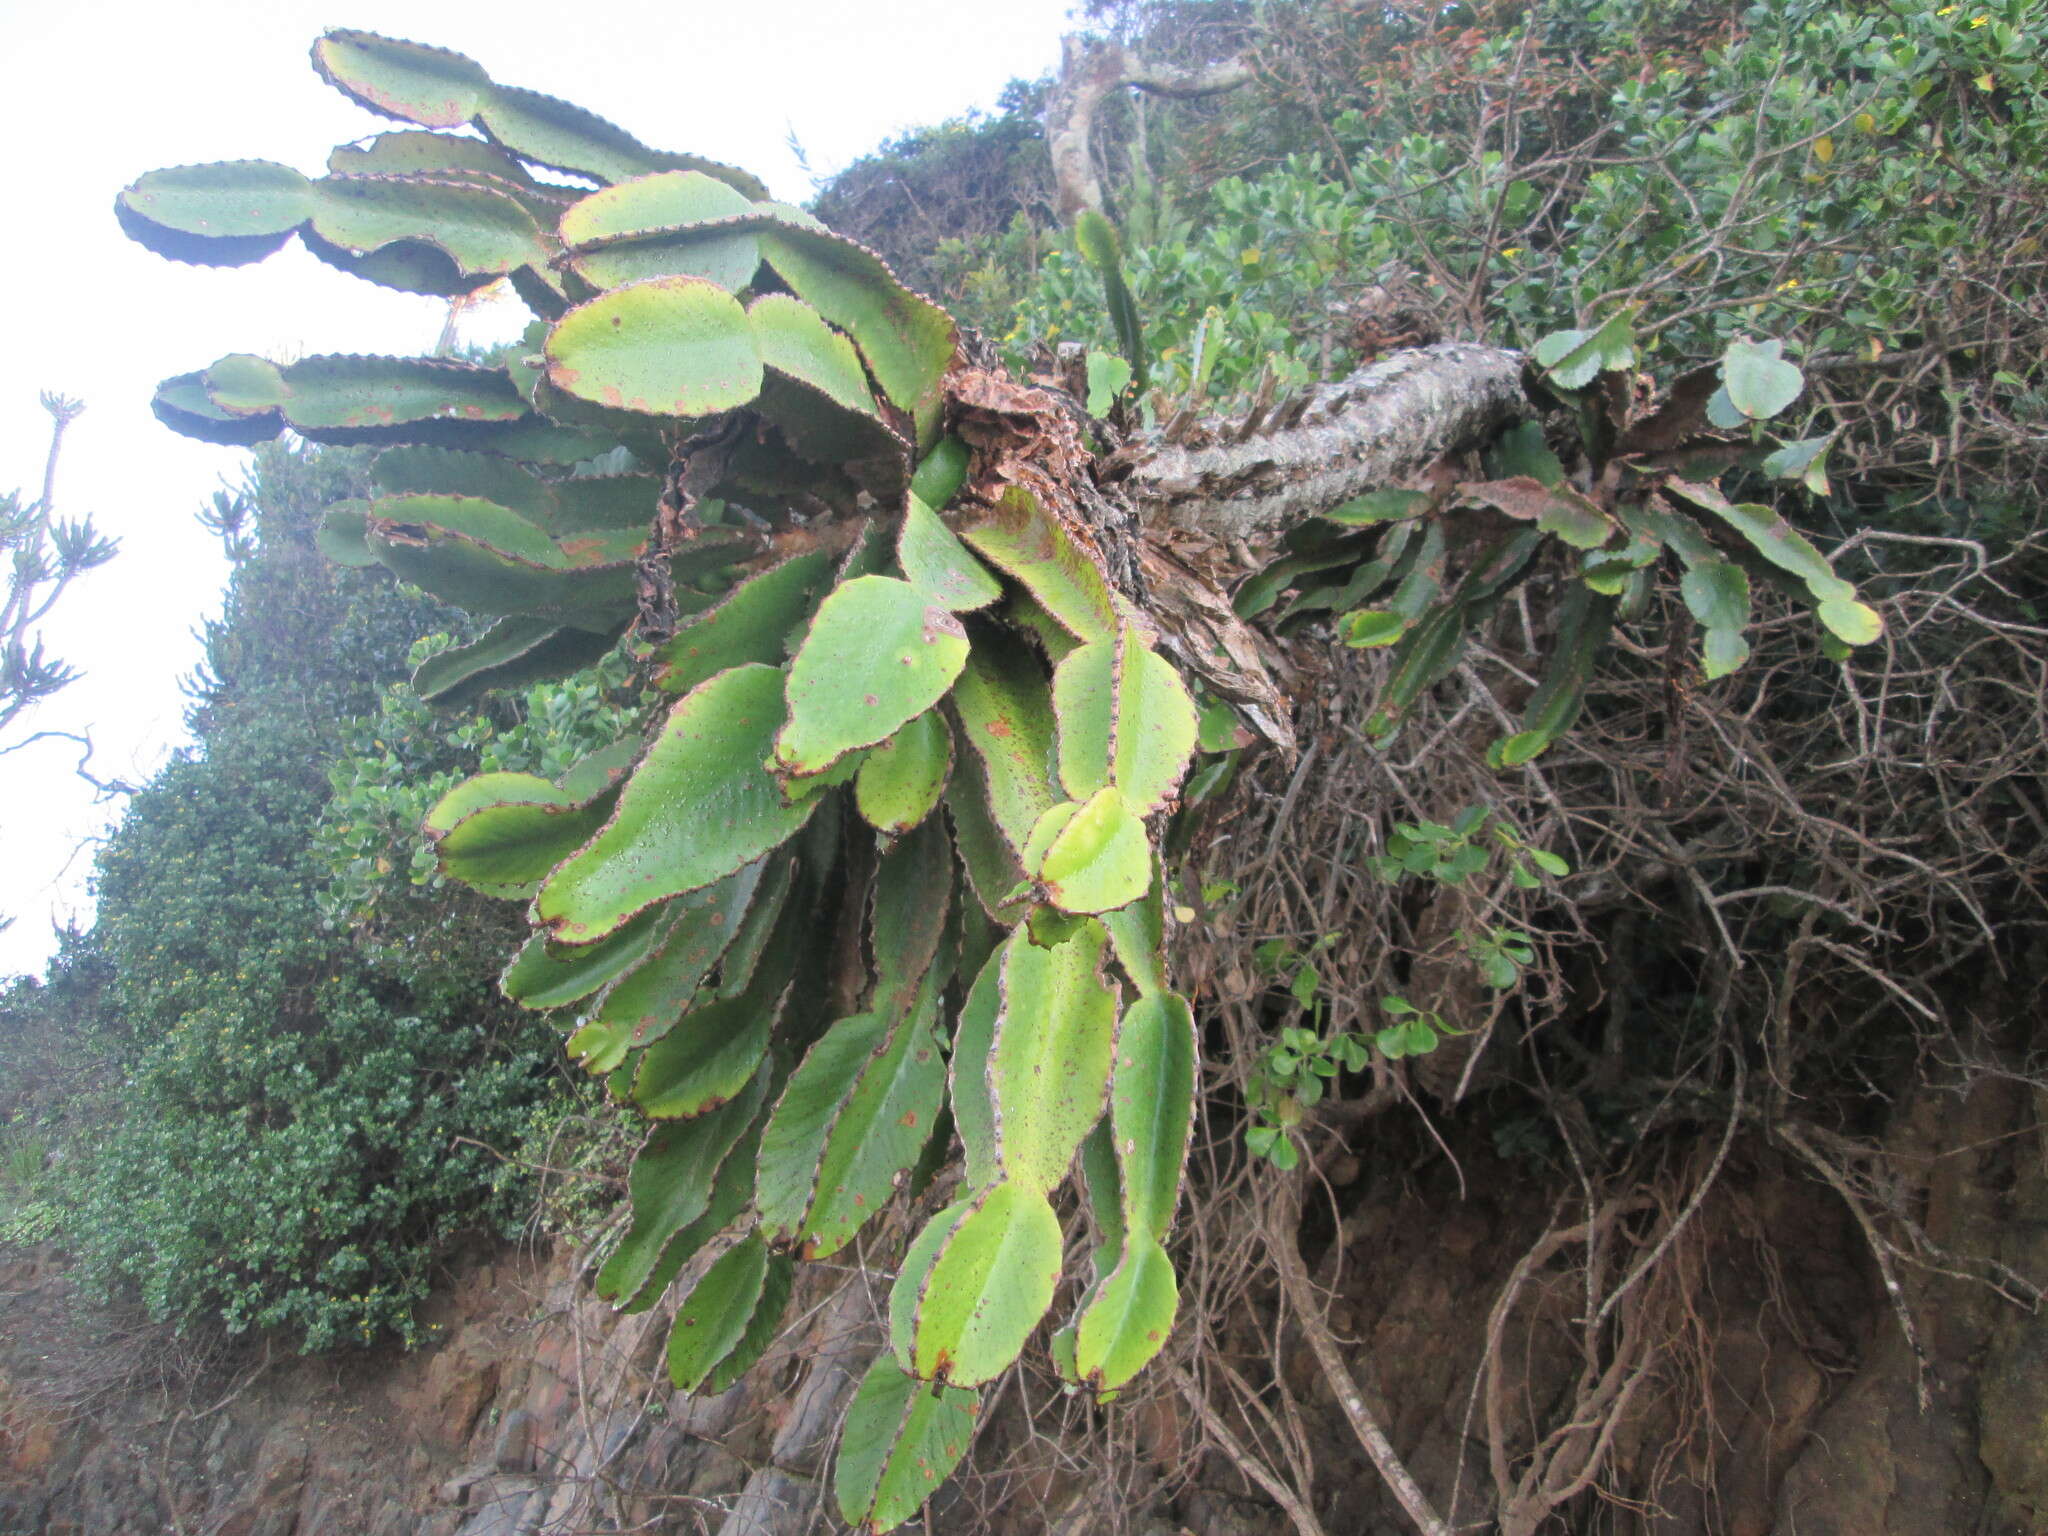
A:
[1127,342,1530,541]
[1046,36,1253,221]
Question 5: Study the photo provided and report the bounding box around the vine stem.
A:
[1268,1182,1455,1536]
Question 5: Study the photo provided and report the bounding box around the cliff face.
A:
[5,1078,2047,1536]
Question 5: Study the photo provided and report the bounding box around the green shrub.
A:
[60,443,579,1349]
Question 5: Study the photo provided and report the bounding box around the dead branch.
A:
[1045,36,1252,221]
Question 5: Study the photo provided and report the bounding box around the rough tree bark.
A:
[1043,35,1253,222]
[1125,342,1529,540]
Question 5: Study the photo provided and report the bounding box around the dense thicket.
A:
[3,445,582,1348]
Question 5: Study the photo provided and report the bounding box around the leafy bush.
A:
[58,444,578,1349]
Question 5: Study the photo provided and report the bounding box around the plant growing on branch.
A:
[117,29,1885,1532]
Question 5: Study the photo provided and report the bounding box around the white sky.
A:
[0,0,1078,978]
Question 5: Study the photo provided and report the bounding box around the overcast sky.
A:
[0,0,1078,979]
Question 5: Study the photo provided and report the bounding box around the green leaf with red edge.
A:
[899,494,1002,612]
[423,771,613,898]
[990,923,1117,1193]
[1035,788,1151,915]
[958,487,1118,643]
[752,221,955,411]
[632,987,777,1118]
[947,627,1061,857]
[564,860,766,1073]
[776,576,969,777]
[411,616,619,708]
[499,900,670,1011]
[666,1232,788,1392]
[1111,990,1197,1241]
[855,709,954,836]
[546,276,762,417]
[537,665,818,945]
[892,1181,1063,1386]
[649,550,832,696]
[592,1066,768,1308]
[948,947,1003,1190]
[834,1358,979,1535]
[311,29,766,196]
[1072,1237,1178,1393]
[1051,620,1198,814]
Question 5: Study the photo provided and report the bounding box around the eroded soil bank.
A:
[4,1078,2045,1536]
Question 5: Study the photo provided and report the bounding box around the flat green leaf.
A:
[499,901,670,1010]
[1101,861,1168,998]
[856,710,954,836]
[1817,596,1883,645]
[948,947,1003,1190]
[1702,626,1751,679]
[560,168,754,244]
[1488,585,1615,766]
[1111,991,1197,1241]
[1050,621,1198,814]
[313,29,766,197]
[700,1251,793,1395]
[897,1181,1063,1386]
[327,128,538,185]
[797,998,948,1257]
[569,860,766,1072]
[1532,312,1635,390]
[958,488,1118,643]
[373,444,548,512]
[311,30,489,124]
[1037,787,1151,915]
[547,275,761,417]
[666,1232,770,1391]
[1679,560,1751,634]
[279,355,530,439]
[1721,338,1804,421]
[991,923,1116,1192]
[835,1359,978,1534]
[650,550,832,695]
[424,772,608,897]
[1342,610,1406,648]
[116,161,309,265]
[1085,351,1133,417]
[1072,1238,1178,1393]
[776,576,970,776]
[149,370,283,446]
[899,495,1002,612]
[1761,433,1834,495]
[754,222,955,411]
[869,816,955,1013]
[538,666,817,944]
[1460,477,1613,550]
[593,1068,767,1308]
[748,293,880,417]
[410,616,618,707]
[945,772,1032,925]
[633,988,776,1118]
[313,173,545,278]
[947,627,1061,856]
[613,1112,761,1316]
[316,500,378,567]
[1324,488,1432,525]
